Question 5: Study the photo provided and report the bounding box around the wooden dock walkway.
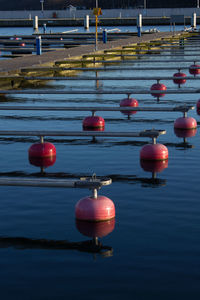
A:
[0,31,183,75]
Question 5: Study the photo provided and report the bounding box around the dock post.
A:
[191,12,196,29]
[103,29,107,43]
[33,16,38,32]
[137,14,142,37]
[84,15,89,30]
[36,36,42,55]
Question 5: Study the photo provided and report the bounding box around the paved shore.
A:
[0,31,182,75]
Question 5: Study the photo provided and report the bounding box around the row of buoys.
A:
[28,97,198,168]
[28,60,200,223]
[150,63,200,99]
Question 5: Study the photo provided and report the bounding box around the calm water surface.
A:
[0,28,200,299]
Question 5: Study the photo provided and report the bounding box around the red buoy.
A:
[140,159,168,173]
[173,72,186,86]
[151,83,167,99]
[29,155,56,168]
[75,194,115,222]
[174,117,197,130]
[189,64,200,75]
[120,97,138,116]
[28,142,56,158]
[76,218,115,238]
[174,128,197,138]
[140,143,168,161]
[19,42,26,47]
[83,116,105,131]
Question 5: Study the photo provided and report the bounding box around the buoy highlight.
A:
[75,193,115,222]
[83,116,105,131]
[174,117,197,130]
[173,72,186,86]
[189,64,200,76]
[151,82,167,99]
[120,97,138,116]
[140,143,168,161]
[28,137,56,159]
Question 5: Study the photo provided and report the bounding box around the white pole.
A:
[137,14,142,28]
[33,16,38,32]
[192,12,197,28]
[84,15,89,30]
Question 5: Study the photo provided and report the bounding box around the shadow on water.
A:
[0,218,116,257]
[0,236,113,257]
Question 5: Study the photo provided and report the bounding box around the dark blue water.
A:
[0,33,200,299]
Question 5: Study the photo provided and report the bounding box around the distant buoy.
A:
[75,195,115,222]
[83,116,105,131]
[120,97,138,116]
[174,128,197,138]
[151,83,167,99]
[29,155,56,168]
[173,72,186,86]
[189,64,200,75]
[140,159,168,173]
[76,218,115,238]
[174,117,197,130]
[140,143,168,161]
[19,42,26,47]
[28,142,56,158]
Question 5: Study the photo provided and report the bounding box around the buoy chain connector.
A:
[78,176,112,188]
[139,129,166,138]
[173,105,194,112]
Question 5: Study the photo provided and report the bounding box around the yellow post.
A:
[95,15,98,50]
[93,7,102,51]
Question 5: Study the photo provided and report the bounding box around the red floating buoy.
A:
[173,72,186,86]
[75,194,115,222]
[76,218,115,238]
[174,128,197,138]
[83,115,105,131]
[189,64,200,75]
[19,42,26,47]
[29,155,56,168]
[120,97,138,116]
[151,82,167,99]
[140,159,168,173]
[28,142,56,158]
[140,143,168,161]
[174,117,197,130]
